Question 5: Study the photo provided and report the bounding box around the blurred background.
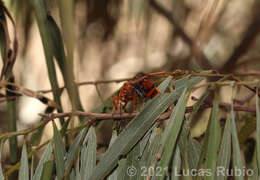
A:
[0,0,260,161]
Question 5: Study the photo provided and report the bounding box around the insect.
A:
[113,72,171,112]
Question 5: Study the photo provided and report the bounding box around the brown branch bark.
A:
[40,101,257,122]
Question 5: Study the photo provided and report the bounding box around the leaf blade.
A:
[53,121,66,180]
[19,143,29,180]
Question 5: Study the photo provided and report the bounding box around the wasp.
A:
[113,72,172,112]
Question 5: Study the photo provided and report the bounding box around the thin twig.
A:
[234,71,260,76]
[39,111,138,121]
[36,71,260,94]
[191,96,256,113]
[41,100,258,123]
[0,99,257,142]
[193,80,260,91]
[37,77,131,94]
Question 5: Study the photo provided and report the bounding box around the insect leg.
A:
[146,87,160,98]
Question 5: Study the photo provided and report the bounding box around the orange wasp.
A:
[113,72,172,112]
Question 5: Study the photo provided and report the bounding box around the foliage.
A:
[0,0,259,180]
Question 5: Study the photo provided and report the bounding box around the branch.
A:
[191,96,256,113]
[37,77,131,94]
[39,111,138,121]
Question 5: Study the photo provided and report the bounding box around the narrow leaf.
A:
[90,76,203,180]
[81,126,97,180]
[117,159,127,180]
[157,88,189,180]
[40,160,54,180]
[124,140,141,179]
[216,117,231,180]
[231,103,245,180]
[70,169,76,180]
[32,143,52,180]
[0,143,4,180]
[171,146,181,180]
[19,143,29,180]
[188,138,201,170]
[157,76,172,92]
[205,93,221,180]
[53,121,66,180]
[90,93,176,179]
[31,155,34,180]
[107,132,119,180]
[65,129,85,169]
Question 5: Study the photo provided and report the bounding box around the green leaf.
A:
[46,15,84,118]
[53,121,66,180]
[231,102,245,180]
[117,159,127,179]
[109,131,118,147]
[216,117,231,180]
[32,143,52,180]
[81,126,97,180]
[188,91,209,122]
[0,143,4,180]
[55,0,85,119]
[124,140,141,179]
[90,93,176,179]
[171,146,181,180]
[107,132,119,180]
[157,88,189,180]
[40,160,54,180]
[31,155,34,180]
[65,128,88,174]
[142,127,161,168]
[89,76,203,180]
[31,0,64,122]
[70,169,76,180]
[173,76,204,92]
[187,138,201,170]
[75,154,81,180]
[205,93,221,180]
[157,76,172,92]
[19,143,29,180]
[182,152,193,180]
[65,129,84,168]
